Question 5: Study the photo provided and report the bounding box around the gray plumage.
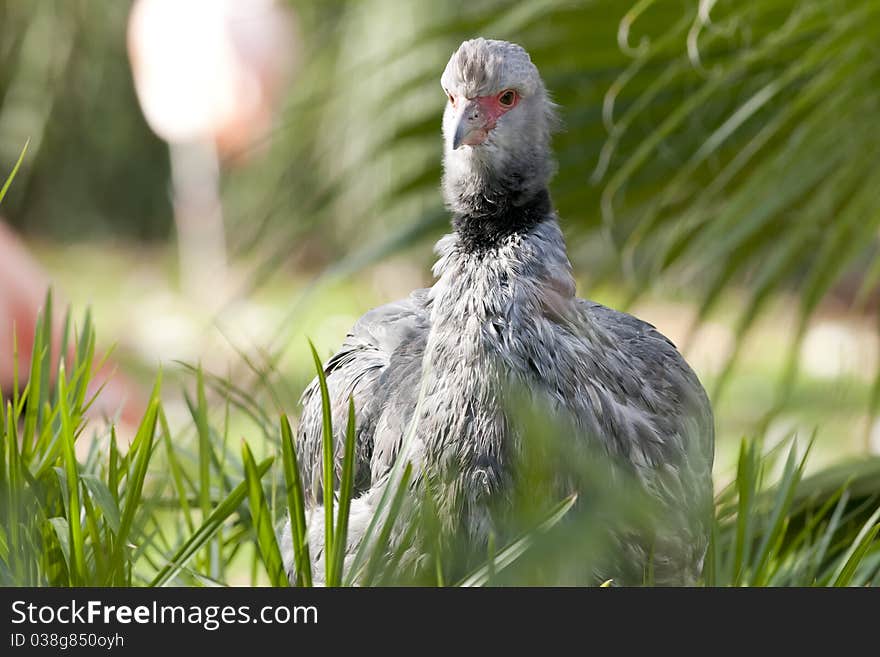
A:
[280,38,714,585]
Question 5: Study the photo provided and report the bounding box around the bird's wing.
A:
[577,300,715,584]
[297,289,430,502]
[578,299,715,468]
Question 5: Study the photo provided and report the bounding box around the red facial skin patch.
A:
[450,89,519,147]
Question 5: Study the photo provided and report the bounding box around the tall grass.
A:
[709,440,880,586]
[0,294,158,585]
[1,300,877,586]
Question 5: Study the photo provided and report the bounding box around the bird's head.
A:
[440,38,557,211]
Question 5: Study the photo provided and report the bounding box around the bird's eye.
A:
[447,92,456,107]
[498,89,517,107]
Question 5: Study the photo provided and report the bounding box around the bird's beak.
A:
[452,99,491,150]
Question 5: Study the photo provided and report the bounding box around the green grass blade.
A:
[830,505,880,587]
[0,139,28,205]
[329,397,357,586]
[191,367,215,575]
[750,442,811,586]
[114,391,160,578]
[56,364,86,585]
[376,514,421,587]
[35,290,53,438]
[242,441,288,586]
[732,439,758,585]
[21,313,47,460]
[308,341,335,584]
[150,457,273,587]
[174,362,274,436]
[108,427,120,502]
[81,474,121,535]
[47,517,71,576]
[458,493,579,587]
[359,463,413,586]
[280,413,312,587]
[703,520,718,586]
[5,403,22,580]
[80,491,107,582]
[159,408,194,534]
[69,310,96,417]
[807,490,850,583]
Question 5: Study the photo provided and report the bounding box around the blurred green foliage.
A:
[0,0,171,240]
[3,0,880,471]
[5,0,879,324]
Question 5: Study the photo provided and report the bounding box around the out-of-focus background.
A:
[2,0,879,479]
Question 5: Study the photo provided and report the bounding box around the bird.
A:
[280,38,714,586]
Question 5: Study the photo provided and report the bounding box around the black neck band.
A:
[452,188,552,254]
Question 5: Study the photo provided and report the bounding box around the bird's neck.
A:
[429,200,576,332]
[442,145,555,254]
[451,187,552,254]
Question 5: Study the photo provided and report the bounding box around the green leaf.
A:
[116,397,159,548]
[308,340,336,584]
[732,439,758,585]
[0,139,28,205]
[81,474,121,534]
[241,441,287,587]
[159,408,194,534]
[750,442,812,586]
[830,506,880,587]
[329,397,357,586]
[458,494,578,587]
[48,517,71,574]
[56,364,86,585]
[280,413,312,587]
[360,463,414,586]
